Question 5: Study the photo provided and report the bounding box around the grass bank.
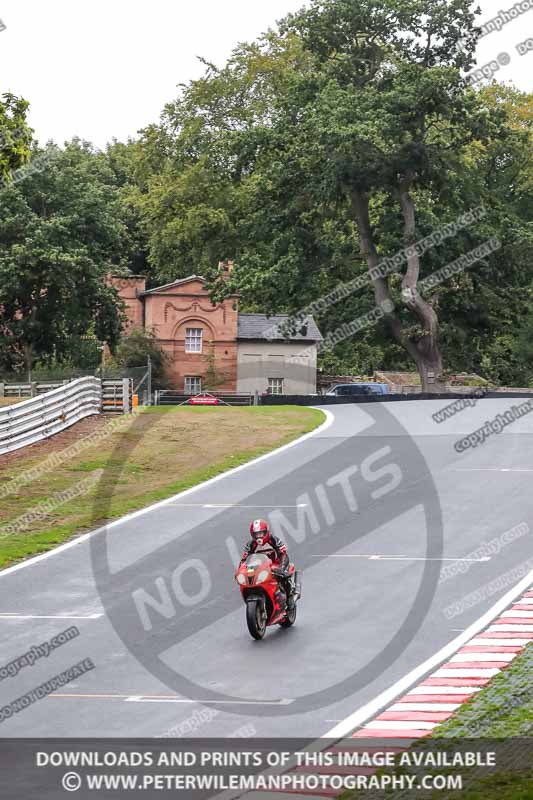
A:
[0,405,325,569]
[431,642,532,738]
[421,642,533,798]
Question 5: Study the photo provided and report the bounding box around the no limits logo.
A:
[90,402,443,717]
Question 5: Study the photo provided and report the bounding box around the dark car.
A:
[325,382,389,397]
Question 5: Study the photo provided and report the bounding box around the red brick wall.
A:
[108,275,146,331]
[110,276,239,391]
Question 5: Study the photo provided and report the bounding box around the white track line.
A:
[0,613,102,620]
[503,610,533,617]
[312,555,490,562]
[124,697,293,706]
[433,668,500,678]
[389,702,461,712]
[469,637,530,646]
[324,568,533,738]
[0,408,334,579]
[51,693,293,706]
[169,503,308,509]
[365,720,438,731]
[405,686,482,696]
[487,624,533,632]
[449,652,515,663]
[451,468,533,472]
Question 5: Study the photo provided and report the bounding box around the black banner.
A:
[0,738,532,799]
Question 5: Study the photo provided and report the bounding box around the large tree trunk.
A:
[414,340,444,394]
[352,186,446,394]
[397,175,446,392]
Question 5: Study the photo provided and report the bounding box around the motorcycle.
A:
[235,553,302,640]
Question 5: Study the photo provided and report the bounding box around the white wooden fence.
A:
[0,377,102,456]
[0,380,66,398]
[102,379,132,413]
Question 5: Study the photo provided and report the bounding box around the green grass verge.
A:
[423,643,533,797]
[340,644,533,800]
[0,405,325,568]
[431,643,533,738]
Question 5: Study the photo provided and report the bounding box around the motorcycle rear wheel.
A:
[246,599,267,640]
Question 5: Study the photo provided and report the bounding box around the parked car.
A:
[325,382,389,397]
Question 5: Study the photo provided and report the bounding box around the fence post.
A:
[122,378,131,414]
[147,356,152,406]
[30,381,37,398]
[254,391,259,406]
[0,383,4,398]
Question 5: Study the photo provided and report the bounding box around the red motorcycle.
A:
[235,554,301,640]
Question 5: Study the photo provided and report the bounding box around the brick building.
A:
[110,273,322,395]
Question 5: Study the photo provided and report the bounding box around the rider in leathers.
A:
[240,519,295,609]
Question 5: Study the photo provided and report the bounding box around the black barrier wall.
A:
[260,392,533,405]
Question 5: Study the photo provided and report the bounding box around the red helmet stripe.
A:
[250,518,269,534]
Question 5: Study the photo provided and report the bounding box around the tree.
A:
[132,31,311,287]
[0,140,126,372]
[104,140,150,276]
[0,92,32,183]
[203,346,226,391]
[248,0,502,391]
[434,84,533,386]
[136,0,524,391]
[110,327,168,383]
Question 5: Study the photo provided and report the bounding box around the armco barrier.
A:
[1,377,133,414]
[0,377,102,455]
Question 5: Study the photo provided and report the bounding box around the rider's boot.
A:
[286,579,296,610]
[275,588,287,611]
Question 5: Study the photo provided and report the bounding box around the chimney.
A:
[218,260,234,280]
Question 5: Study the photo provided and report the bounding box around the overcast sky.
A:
[0,0,531,149]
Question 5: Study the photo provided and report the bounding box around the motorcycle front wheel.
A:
[279,602,297,628]
[246,599,267,640]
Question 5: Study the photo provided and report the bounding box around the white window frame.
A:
[268,378,284,395]
[185,327,203,353]
[184,376,202,395]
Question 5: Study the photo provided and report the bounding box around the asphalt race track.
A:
[1,399,532,738]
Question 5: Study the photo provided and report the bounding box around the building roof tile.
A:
[237,313,322,342]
